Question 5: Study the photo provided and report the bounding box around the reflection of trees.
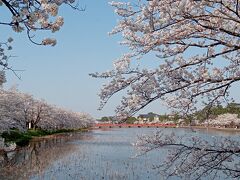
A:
[136,130,240,179]
[0,132,93,179]
[196,128,240,136]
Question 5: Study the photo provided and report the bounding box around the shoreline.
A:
[0,128,90,152]
[179,125,240,132]
[30,128,89,141]
[1,126,238,153]
[92,124,240,133]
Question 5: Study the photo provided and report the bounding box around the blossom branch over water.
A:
[91,0,240,119]
[135,131,240,179]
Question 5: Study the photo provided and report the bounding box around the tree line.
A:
[1,0,240,179]
[0,87,94,133]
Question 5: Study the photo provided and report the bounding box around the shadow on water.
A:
[0,132,93,180]
[0,128,239,180]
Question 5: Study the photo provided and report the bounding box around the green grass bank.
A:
[1,128,88,147]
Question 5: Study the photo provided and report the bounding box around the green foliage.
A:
[157,114,180,123]
[99,116,117,123]
[149,116,154,122]
[125,117,137,124]
[100,117,110,121]
[52,129,75,134]
[1,128,80,147]
[158,115,169,122]
[26,128,75,136]
[15,136,32,146]
[1,129,32,146]
[226,103,240,114]
[172,114,180,123]
[194,103,240,122]
[26,129,49,136]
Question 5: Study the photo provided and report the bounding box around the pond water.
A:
[0,128,239,180]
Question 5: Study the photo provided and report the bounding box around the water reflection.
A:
[194,127,240,136]
[0,128,239,180]
[0,132,93,180]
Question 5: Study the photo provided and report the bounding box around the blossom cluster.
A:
[92,0,240,119]
[135,130,240,179]
[42,38,57,46]
[203,113,240,126]
[0,88,94,132]
[1,0,76,45]
[0,38,14,85]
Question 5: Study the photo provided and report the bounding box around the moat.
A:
[0,128,239,180]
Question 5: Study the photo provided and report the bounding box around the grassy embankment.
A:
[1,128,88,147]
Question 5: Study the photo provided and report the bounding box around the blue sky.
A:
[1,1,168,118]
[1,1,240,118]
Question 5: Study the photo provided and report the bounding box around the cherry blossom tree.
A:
[0,88,27,131]
[91,0,240,179]
[0,0,81,46]
[0,88,94,132]
[22,98,49,129]
[0,0,82,83]
[0,38,14,86]
[136,131,240,179]
[91,0,240,119]
[42,107,94,130]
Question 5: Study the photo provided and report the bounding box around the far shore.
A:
[179,125,240,132]
[92,123,240,133]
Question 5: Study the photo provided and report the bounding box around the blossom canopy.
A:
[91,0,240,119]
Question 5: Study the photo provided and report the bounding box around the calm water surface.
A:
[0,128,239,180]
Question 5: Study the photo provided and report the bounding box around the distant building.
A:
[98,116,119,124]
[138,112,160,122]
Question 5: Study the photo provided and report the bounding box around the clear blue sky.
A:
[1,1,168,118]
[1,1,239,118]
